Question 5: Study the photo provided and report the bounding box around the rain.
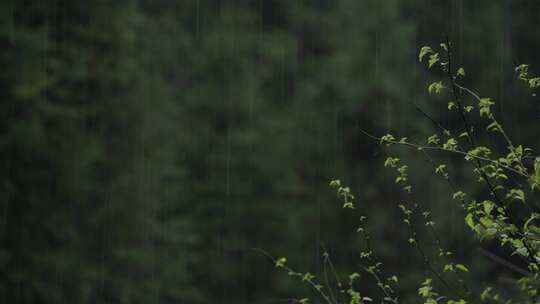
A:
[2,1,540,304]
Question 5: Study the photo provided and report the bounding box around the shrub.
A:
[265,41,540,304]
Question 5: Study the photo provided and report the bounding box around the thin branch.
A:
[358,128,528,178]
[454,83,519,156]
[321,249,340,304]
[252,248,335,304]
[445,42,539,261]
[413,102,450,137]
[477,247,530,276]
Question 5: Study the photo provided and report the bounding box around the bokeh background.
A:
[1,1,540,303]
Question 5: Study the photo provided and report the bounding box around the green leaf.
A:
[428,53,440,68]
[452,191,465,200]
[329,179,341,187]
[457,67,466,77]
[482,200,494,214]
[524,213,539,230]
[485,228,497,236]
[343,202,354,209]
[465,213,475,230]
[275,257,287,268]
[507,189,525,203]
[443,138,458,151]
[529,77,540,88]
[428,81,445,94]
[349,272,361,281]
[481,287,492,301]
[443,264,454,272]
[515,247,529,257]
[440,43,448,52]
[384,157,399,168]
[455,264,469,272]
[435,164,446,173]
[302,272,315,281]
[427,134,440,145]
[380,134,395,145]
[418,46,433,62]
[515,64,529,80]
[486,121,500,132]
[478,98,494,118]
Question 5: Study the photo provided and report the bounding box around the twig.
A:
[477,247,530,276]
[358,128,528,178]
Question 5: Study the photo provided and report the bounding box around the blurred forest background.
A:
[1,1,540,303]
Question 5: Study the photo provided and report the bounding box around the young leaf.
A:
[452,191,465,200]
[515,64,529,80]
[428,53,440,68]
[465,213,475,230]
[455,264,469,272]
[427,134,440,145]
[419,46,433,62]
[435,164,447,175]
[381,134,396,145]
[486,121,500,132]
[478,98,494,118]
[507,189,525,203]
[428,81,445,94]
[440,43,448,52]
[275,257,287,268]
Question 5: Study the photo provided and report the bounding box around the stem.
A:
[359,128,527,178]
[252,248,335,304]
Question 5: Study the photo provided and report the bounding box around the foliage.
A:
[271,42,540,304]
